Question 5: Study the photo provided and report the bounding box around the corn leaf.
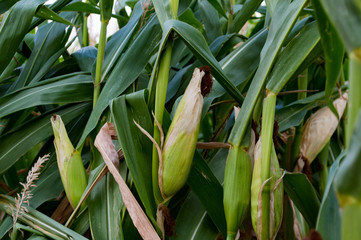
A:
[0,0,46,74]
[0,103,91,174]
[0,73,93,118]
[267,21,320,93]
[77,15,161,147]
[110,90,157,222]
[283,172,320,228]
[320,0,361,54]
[229,0,308,146]
[0,195,88,240]
[316,152,344,240]
[312,0,344,100]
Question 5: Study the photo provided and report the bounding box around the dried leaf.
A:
[95,122,160,240]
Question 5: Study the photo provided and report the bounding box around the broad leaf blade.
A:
[229,0,308,146]
[0,0,46,74]
[77,15,161,147]
[0,73,93,118]
[110,90,157,222]
[312,0,344,99]
[284,172,320,228]
[0,103,91,174]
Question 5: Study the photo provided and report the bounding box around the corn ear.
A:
[51,115,88,208]
[251,138,283,240]
[223,145,252,240]
[296,93,348,171]
[160,68,204,199]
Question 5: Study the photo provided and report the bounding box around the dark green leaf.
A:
[284,172,320,228]
[228,0,263,34]
[335,109,361,202]
[0,0,46,74]
[186,152,227,237]
[199,0,222,43]
[267,21,320,93]
[100,0,114,21]
[35,5,74,26]
[0,73,93,118]
[316,152,344,240]
[110,90,157,223]
[77,15,161,147]
[229,0,308,146]
[312,0,344,99]
[9,14,74,91]
[320,0,361,53]
[0,103,91,174]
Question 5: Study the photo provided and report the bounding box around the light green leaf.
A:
[229,0,308,146]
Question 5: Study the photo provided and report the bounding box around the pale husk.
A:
[161,68,204,198]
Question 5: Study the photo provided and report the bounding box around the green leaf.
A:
[61,2,100,14]
[100,0,114,22]
[203,28,267,113]
[0,73,93,118]
[101,2,144,82]
[0,103,91,174]
[0,0,46,74]
[89,174,123,239]
[312,0,344,99]
[316,152,344,240]
[9,14,74,91]
[228,0,263,34]
[77,15,161,148]
[152,0,174,28]
[61,2,127,22]
[335,109,361,204]
[110,90,157,223]
[151,19,244,104]
[187,152,227,237]
[173,149,228,240]
[198,0,222,43]
[0,0,18,14]
[35,5,74,26]
[283,172,320,228]
[320,0,361,54]
[207,0,227,19]
[267,21,320,93]
[0,195,88,240]
[229,0,308,146]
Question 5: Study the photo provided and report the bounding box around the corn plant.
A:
[0,0,360,239]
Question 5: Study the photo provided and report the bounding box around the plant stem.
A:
[318,141,329,196]
[82,13,89,47]
[93,20,108,107]
[290,69,308,167]
[346,53,361,147]
[260,90,276,240]
[152,42,173,204]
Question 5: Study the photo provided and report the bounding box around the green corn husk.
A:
[51,115,88,208]
[223,145,252,240]
[295,92,348,171]
[251,138,283,240]
[160,68,204,199]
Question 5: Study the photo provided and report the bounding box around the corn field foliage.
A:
[0,0,360,239]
